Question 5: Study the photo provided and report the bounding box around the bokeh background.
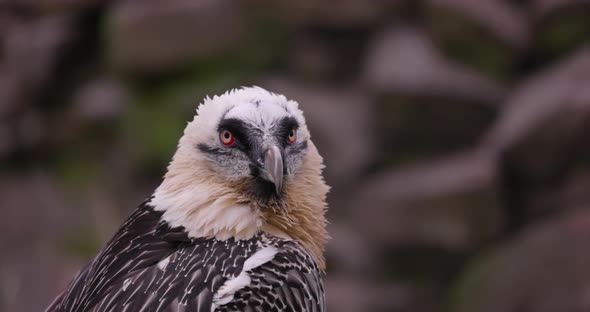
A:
[2,0,590,311]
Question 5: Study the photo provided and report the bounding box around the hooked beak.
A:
[260,145,283,194]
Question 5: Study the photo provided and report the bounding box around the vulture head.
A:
[151,86,329,268]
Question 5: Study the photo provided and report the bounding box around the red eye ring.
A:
[287,128,297,144]
[220,130,234,145]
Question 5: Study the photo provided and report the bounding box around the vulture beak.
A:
[261,145,283,194]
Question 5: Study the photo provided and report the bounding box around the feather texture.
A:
[46,202,325,312]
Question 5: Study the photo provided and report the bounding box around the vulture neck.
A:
[150,142,329,270]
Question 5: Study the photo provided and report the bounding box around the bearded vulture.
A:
[46,87,329,312]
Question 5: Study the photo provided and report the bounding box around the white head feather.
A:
[149,86,329,268]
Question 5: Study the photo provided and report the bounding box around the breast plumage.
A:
[46,87,329,312]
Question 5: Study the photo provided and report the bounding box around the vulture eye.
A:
[220,130,234,145]
[287,128,297,144]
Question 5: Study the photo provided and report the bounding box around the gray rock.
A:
[325,276,438,312]
[286,32,362,81]
[451,208,590,312]
[71,77,128,123]
[0,73,26,118]
[3,15,73,88]
[107,0,247,74]
[0,15,73,156]
[5,0,100,13]
[483,44,590,181]
[1,248,84,312]
[529,171,590,217]
[0,172,70,245]
[531,0,590,17]
[0,172,76,312]
[0,123,15,158]
[16,110,43,149]
[326,224,376,275]
[362,25,502,164]
[0,14,73,118]
[250,0,399,28]
[362,25,505,103]
[349,149,504,251]
[426,0,529,49]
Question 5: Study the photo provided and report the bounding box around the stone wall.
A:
[2,1,590,311]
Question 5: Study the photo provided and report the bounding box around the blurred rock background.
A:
[1,0,590,311]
